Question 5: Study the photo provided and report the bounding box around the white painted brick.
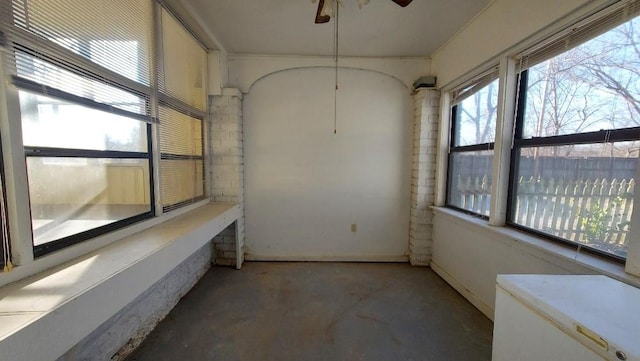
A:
[210,92,247,270]
[215,243,235,252]
[222,251,237,259]
[408,88,439,266]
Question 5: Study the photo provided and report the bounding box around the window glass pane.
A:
[159,106,202,156]
[160,159,204,208]
[448,150,493,216]
[522,17,640,138]
[159,8,207,111]
[19,91,147,152]
[16,53,147,115]
[511,141,638,258]
[453,79,499,146]
[11,0,153,85]
[27,157,151,246]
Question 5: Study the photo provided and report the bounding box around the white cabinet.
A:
[492,275,640,361]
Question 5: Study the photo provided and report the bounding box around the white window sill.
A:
[0,201,241,361]
[431,206,640,288]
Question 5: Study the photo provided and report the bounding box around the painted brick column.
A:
[210,88,245,267]
[409,88,440,266]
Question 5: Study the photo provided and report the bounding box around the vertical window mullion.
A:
[151,1,163,216]
[444,105,458,207]
[489,56,517,226]
[506,70,529,224]
[626,160,640,275]
[434,91,452,207]
[0,52,34,266]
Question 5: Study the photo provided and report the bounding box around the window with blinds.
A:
[506,1,640,260]
[1,0,156,256]
[157,7,207,212]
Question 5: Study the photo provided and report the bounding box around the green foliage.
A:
[579,196,629,257]
[580,200,612,242]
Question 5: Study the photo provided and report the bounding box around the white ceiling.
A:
[175,0,492,57]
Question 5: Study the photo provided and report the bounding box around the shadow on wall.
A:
[242,67,413,261]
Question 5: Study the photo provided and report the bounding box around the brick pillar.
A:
[409,88,440,266]
[210,88,245,267]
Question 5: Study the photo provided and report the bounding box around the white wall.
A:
[431,210,611,320]
[243,67,412,261]
[431,0,616,88]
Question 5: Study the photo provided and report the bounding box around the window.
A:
[447,76,499,216]
[20,89,153,255]
[157,8,207,212]
[2,0,156,256]
[508,13,640,260]
[0,0,208,260]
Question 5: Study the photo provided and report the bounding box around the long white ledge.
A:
[0,202,240,361]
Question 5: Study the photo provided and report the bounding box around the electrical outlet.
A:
[351,224,357,232]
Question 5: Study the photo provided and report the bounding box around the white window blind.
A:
[450,66,499,105]
[159,104,205,211]
[8,0,154,87]
[158,7,207,112]
[1,0,155,123]
[517,0,640,70]
[14,51,149,118]
[157,5,207,212]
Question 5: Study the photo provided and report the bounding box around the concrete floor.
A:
[127,262,493,361]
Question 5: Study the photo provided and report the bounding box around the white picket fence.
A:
[452,176,634,256]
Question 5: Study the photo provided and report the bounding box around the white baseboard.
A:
[244,254,409,263]
[430,260,495,321]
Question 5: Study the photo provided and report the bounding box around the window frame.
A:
[0,130,9,269]
[9,47,157,257]
[506,69,640,263]
[446,77,499,218]
[24,119,156,257]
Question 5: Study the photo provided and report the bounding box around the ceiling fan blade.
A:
[391,0,413,7]
[315,0,331,23]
